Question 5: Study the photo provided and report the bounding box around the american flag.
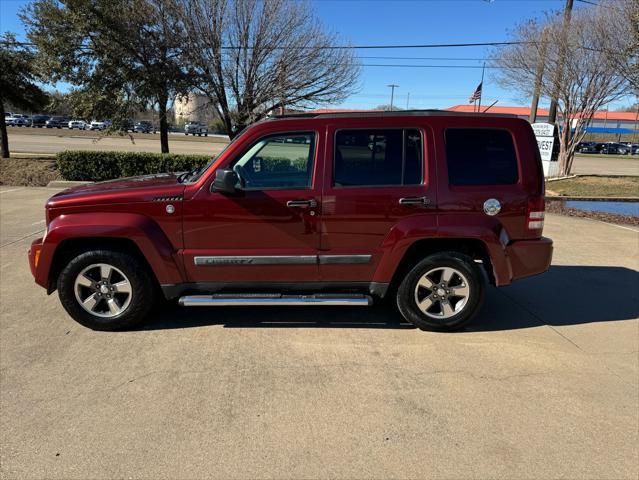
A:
[469,82,482,103]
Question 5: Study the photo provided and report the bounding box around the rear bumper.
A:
[28,238,46,287]
[506,236,553,282]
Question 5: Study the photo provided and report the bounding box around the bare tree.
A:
[179,0,360,138]
[375,104,405,111]
[491,1,634,176]
[593,0,638,92]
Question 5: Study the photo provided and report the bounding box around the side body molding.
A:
[36,212,184,288]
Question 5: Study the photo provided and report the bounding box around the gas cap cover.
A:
[483,198,501,216]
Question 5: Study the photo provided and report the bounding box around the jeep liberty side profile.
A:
[28,111,553,331]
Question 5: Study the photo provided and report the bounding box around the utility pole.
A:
[547,0,574,124]
[529,26,549,124]
[406,92,410,110]
[387,84,399,111]
[633,101,639,145]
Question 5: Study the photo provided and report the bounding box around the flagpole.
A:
[479,62,486,110]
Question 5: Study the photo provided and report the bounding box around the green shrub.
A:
[56,151,212,181]
[261,157,308,173]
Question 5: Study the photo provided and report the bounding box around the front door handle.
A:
[287,199,317,208]
[399,196,430,206]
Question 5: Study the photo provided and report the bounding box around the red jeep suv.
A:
[28,111,552,331]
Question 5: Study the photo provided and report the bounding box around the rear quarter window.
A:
[445,128,519,186]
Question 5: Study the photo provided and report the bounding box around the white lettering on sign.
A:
[532,123,555,138]
[531,122,556,163]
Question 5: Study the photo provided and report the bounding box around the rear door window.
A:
[334,129,422,186]
[445,129,518,185]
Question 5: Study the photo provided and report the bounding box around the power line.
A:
[2,39,608,55]
[358,55,489,61]
[361,64,512,69]
[1,40,529,50]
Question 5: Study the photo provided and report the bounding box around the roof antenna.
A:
[482,100,498,113]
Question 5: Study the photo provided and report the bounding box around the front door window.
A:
[232,132,316,190]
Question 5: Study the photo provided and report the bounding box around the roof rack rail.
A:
[266,109,518,120]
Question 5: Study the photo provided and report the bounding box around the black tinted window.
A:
[445,129,518,185]
[334,129,422,186]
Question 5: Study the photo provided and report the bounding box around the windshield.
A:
[185,128,247,183]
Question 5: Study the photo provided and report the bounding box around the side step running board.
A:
[178,293,372,307]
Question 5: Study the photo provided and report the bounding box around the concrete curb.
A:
[47,180,93,188]
[546,175,578,182]
[547,174,635,181]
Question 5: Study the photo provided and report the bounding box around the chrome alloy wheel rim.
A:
[413,267,470,320]
[74,263,132,318]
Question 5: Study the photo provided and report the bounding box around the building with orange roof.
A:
[446,104,638,133]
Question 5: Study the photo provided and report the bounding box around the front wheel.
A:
[396,252,485,331]
[57,250,156,331]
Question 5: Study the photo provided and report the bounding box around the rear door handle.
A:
[399,196,430,206]
[287,199,317,208]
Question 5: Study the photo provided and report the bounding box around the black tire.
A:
[57,249,156,331]
[396,251,485,332]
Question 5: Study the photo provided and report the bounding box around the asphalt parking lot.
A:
[7,131,229,156]
[6,130,639,176]
[1,187,638,479]
[573,154,639,176]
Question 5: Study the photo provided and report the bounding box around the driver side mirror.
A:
[211,168,238,194]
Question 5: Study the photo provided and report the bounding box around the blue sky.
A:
[1,0,634,110]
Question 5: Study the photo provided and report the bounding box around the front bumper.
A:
[506,236,553,282]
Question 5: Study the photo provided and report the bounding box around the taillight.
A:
[527,196,545,232]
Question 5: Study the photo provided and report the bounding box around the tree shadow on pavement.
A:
[140,265,638,332]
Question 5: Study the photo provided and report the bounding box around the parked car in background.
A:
[116,119,135,132]
[46,116,70,128]
[68,120,88,130]
[88,120,111,131]
[28,110,552,332]
[576,141,599,154]
[601,142,632,155]
[134,121,156,134]
[184,121,208,136]
[7,114,31,126]
[31,115,51,128]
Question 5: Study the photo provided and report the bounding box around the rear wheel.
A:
[396,252,485,331]
[57,250,156,331]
